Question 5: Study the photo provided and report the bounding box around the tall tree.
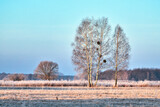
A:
[110,25,131,87]
[72,17,110,87]
[94,17,111,86]
[72,18,93,87]
[34,61,58,80]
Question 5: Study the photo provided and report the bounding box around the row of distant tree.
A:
[1,68,160,81]
[99,68,160,81]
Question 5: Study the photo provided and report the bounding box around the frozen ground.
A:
[0,87,160,107]
[1,98,160,107]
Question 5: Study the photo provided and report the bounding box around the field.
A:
[0,80,160,107]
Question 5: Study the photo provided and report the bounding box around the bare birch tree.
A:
[72,17,110,87]
[72,18,93,87]
[34,61,58,80]
[110,25,131,87]
[93,17,111,86]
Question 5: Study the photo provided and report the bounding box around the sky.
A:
[0,0,160,75]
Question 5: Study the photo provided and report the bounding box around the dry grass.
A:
[0,80,160,87]
[0,87,160,100]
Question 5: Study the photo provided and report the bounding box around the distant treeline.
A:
[0,73,74,81]
[0,68,160,81]
[99,68,160,81]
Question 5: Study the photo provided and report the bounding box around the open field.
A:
[0,87,160,107]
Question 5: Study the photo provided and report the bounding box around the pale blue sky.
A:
[0,0,160,75]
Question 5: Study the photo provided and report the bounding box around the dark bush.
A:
[8,74,25,81]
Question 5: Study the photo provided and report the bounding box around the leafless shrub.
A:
[7,74,25,81]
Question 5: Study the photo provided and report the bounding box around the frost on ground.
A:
[0,87,160,107]
[0,80,160,87]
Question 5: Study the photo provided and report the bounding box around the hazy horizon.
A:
[0,0,160,75]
